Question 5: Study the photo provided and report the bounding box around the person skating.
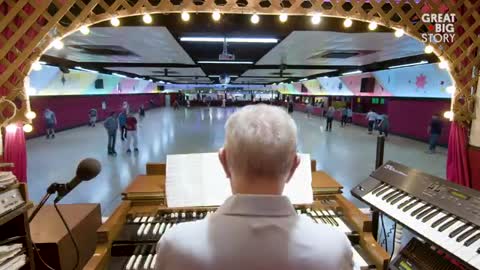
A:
[325,106,335,132]
[125,112,139,154]
[118,110,127,141]
[104,112,118,156]
[44,108,57,139]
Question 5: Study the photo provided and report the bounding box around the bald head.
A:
[219,104,300,194]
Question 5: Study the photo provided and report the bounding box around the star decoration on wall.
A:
[416,74,427,89]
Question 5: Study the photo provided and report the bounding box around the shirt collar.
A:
[215,194,296,217]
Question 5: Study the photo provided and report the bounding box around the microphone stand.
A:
[28,182,66,223]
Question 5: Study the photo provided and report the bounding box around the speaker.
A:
[94,79,104,89]
[360,77,375,93]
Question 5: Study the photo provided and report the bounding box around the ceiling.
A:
[42,14,438,85]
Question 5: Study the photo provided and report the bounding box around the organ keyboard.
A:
[352,161,480,270]
[85,171,390,270]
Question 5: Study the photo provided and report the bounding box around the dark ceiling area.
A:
[42,13,438,85]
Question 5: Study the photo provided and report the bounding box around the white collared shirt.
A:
[155,194,353,270]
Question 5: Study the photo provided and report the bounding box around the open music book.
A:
[166,153,314,207]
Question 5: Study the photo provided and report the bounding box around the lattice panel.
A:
[0,0,479,125]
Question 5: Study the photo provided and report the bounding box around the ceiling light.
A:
[311,14,321,25]
[79,25,90,35]
[342,70,362,75]
[446,85,455,94]
[368,21,378,30]
[259,0,271,8]
[75,66,99,73]
[198,61,254,64]
[236,0,248,7]
[394,28,404,38]
[438,60,449,69]
[343,18,352,28]
[25,111,36,120]
[424,45,434,54]
[23,124,33,133]
[251,14,260,24]
[143,14,153,24]
[110,17,120,27]
[32,61,42,71]
[388,60,428,69]
[443,111,453,120]
[301,0,313,8]
[112,72,127,78]
[181,11,190,21]
[212,11,221,21]
[279,13,288,23]
[180,37,277,43]
[52,38,64,50]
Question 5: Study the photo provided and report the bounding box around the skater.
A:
[104,112,118,156]
[44,108,57,139]
[125,112,139,154]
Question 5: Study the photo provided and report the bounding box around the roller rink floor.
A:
[26,107,447,216]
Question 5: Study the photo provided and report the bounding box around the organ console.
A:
[352,161,480,270]
[85,169,390,270]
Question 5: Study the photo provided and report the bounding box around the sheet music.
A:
[166,153,313,207]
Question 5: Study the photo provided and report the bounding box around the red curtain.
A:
[2,124,27,183]
[447,122,471,187]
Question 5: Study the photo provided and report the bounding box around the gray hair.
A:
[224,104,297,179]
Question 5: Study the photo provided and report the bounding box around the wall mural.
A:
[276,63,452,99]
[29,65,158,96]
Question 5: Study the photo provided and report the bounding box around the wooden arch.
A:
[0,0,479,125]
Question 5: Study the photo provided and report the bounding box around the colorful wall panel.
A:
[276,64,453,98]
[29,65,158,96]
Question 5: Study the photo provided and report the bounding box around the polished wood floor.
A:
[26,107,447,216]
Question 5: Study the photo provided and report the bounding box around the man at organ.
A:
[154,104,353,270]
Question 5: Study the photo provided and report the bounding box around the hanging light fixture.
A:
[143,14,153,24]
[110,17,120,27]
[368,21,378,30]
[181,11,190,22]
[424,45,434,54]
[52,38,64,50]
[212,11,221,21]
[343,18,352,28]
[79,25,90,35]
[279,13,288,23]
[251,14,260,24]
[394,28,404,38]
[311,14,321,25]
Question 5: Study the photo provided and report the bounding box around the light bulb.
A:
[212,11,221,21]
[23,124,33,133]
[251,14,260,24]
[368,21,378,30]
[79,25,90,35]
[394,28,404,38]
[52,38,64,50]
[443,111,453,120]
[311,14,321,25]
[439,60,449,69]
[32,61,42,71]
[6,124,17,133]
[446,85,455,94]
[143,14,152,24]
[111,17,120,27]
[424,45,434,54]
[181,12,190,22]
[343,18,352,28]
[25,111,37,120]
[279,13,288,23]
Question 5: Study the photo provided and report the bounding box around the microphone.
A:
[52,158,102,203]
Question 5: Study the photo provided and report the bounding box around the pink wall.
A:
[468,146,480,191]
[387,99,450,144]
[28,93,165,138]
